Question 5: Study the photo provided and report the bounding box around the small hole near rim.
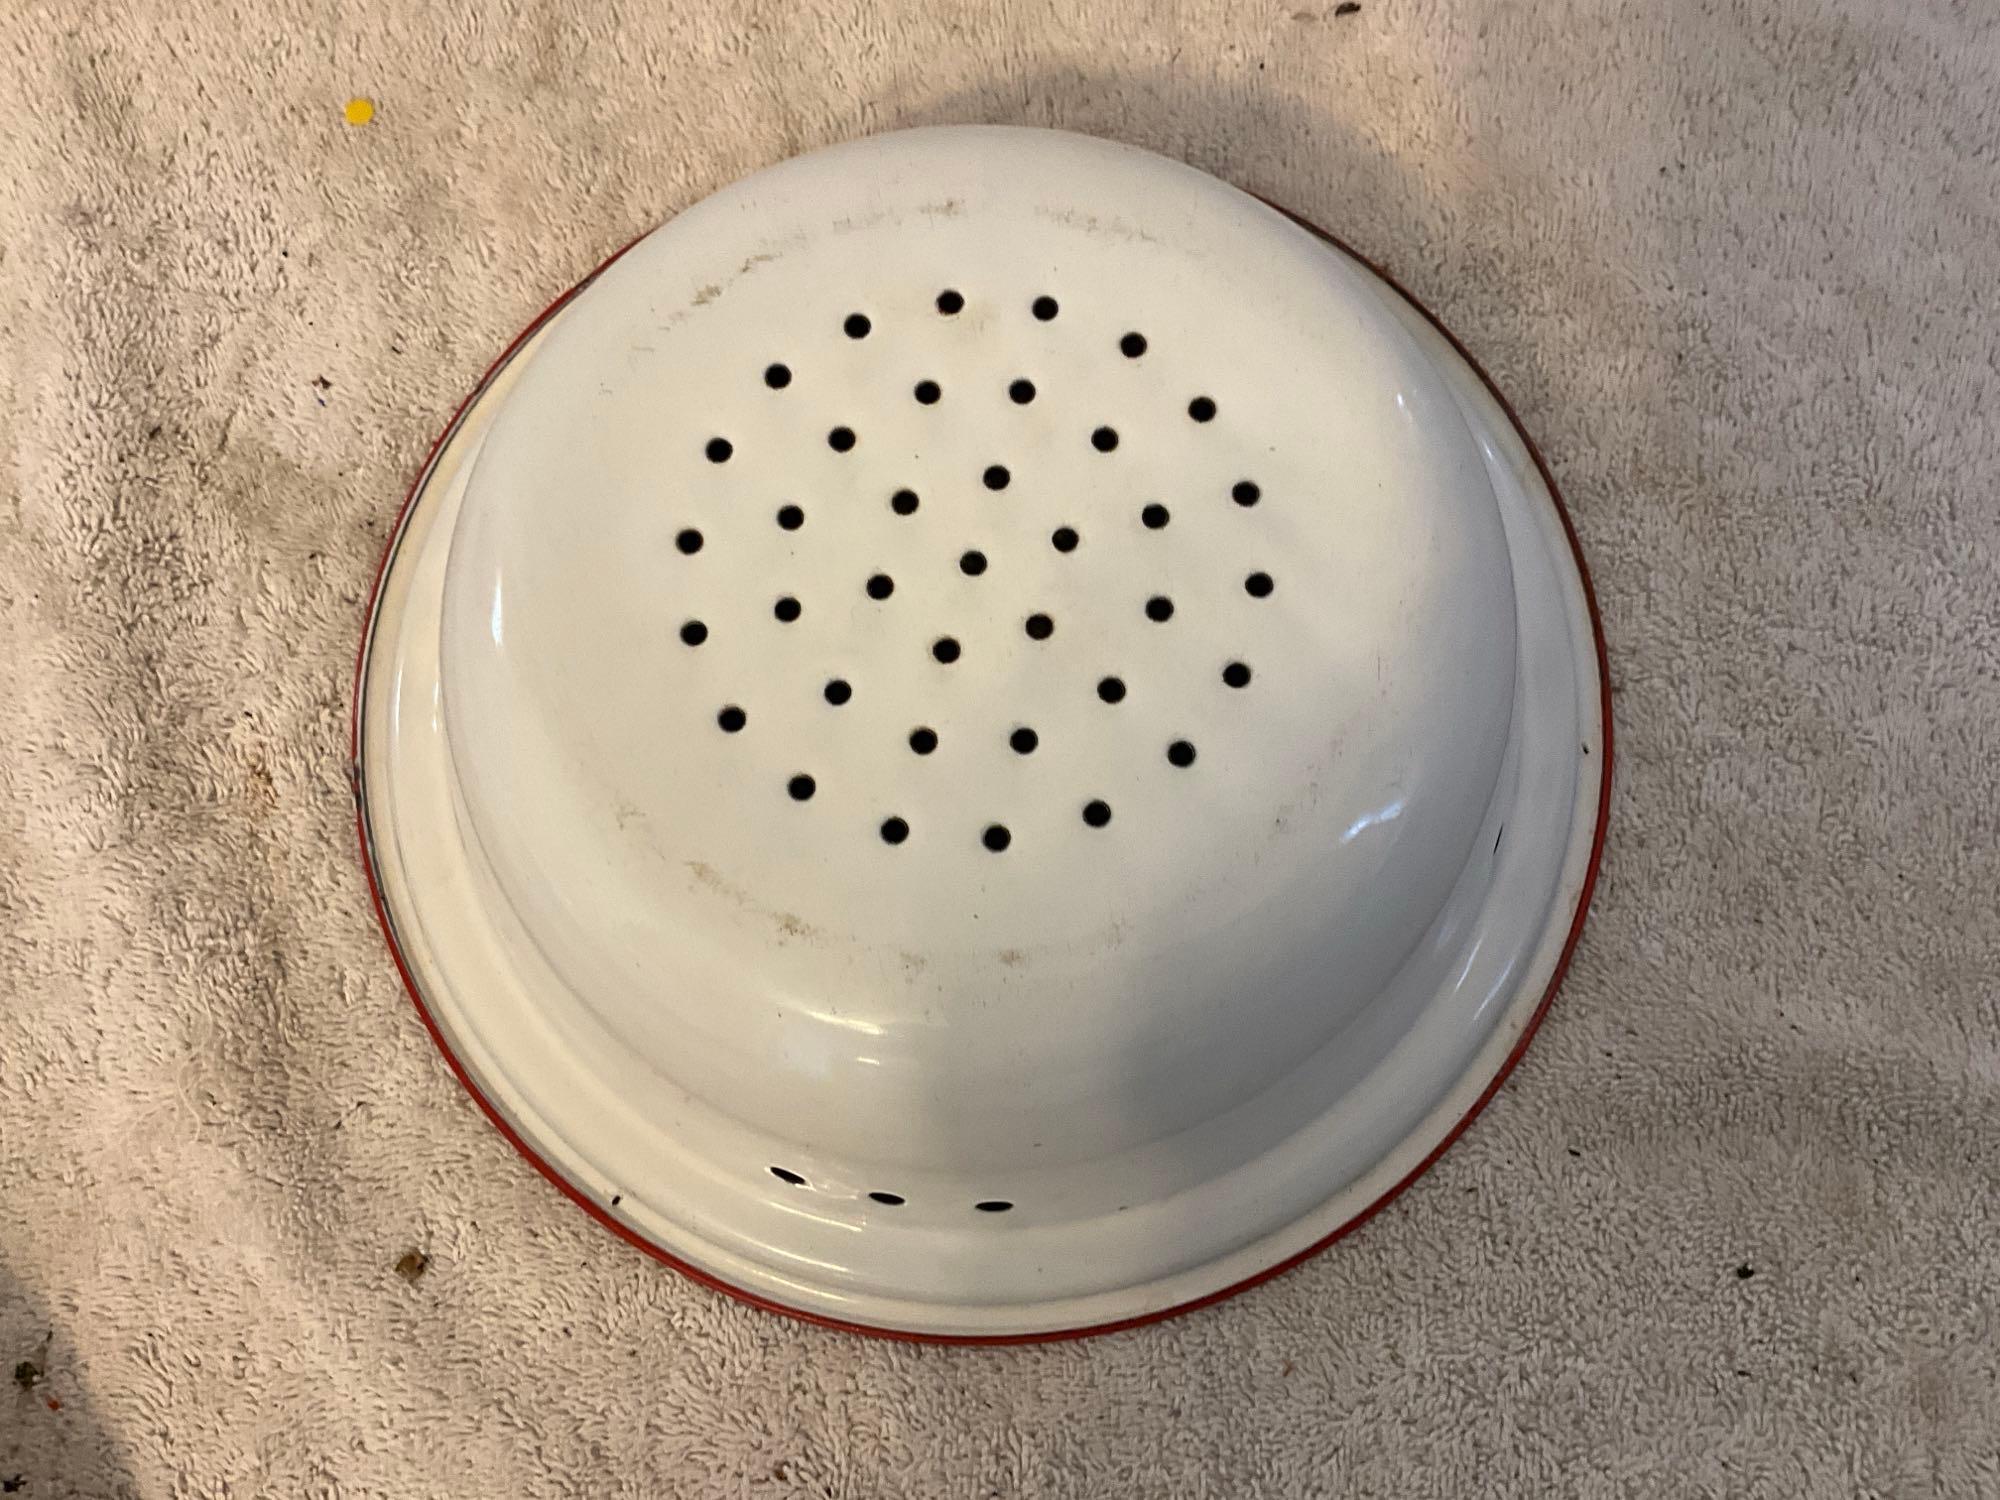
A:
[975,1199,1014,1212]
[868,1190,906,1205]
[770,1166,807,1185]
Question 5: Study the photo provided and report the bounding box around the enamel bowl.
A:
[355,125,1609,1340]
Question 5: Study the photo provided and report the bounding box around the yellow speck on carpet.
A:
[343,97,374,126]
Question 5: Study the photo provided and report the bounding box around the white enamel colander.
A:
[354,125,1610,1341]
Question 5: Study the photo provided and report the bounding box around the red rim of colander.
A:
[350,208,1613,1345]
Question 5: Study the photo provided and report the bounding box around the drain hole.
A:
[1010,727,1039,755]
[788,774,817,801]
[866,573,895,600]
[891,488,920,516]
[932,637,962,664]
[936,289,964,315]
[1232,480,1261,507]
[844,312,871,339]
[1141,503,1169,530]
[1082,799,1112,827]
[868,1190,906,1205]
[705,437,733,463]
[1188,396,1217,423]
[879,817,909,846]
[680,619,708,646]
[959,549,988,577]
[764,363,791,389]
[1167,740,1197,768]
[828,426,857,452]
[1145,596,1175,623]
[717,705,747,733]
[1024,613,1054,641]
[1091,426,1120,452]
[1009,378,1036,405]
[676,528,704,554]
[975,1199,1014,1212]
[776,505,804,531]
[914,379,942,405]
[1051,526,1079,553]
[1097,676,1127,704]
[1031,295,1059,321]
[983,464,1011,491]
[909,726,939,755]
[982,824,1012,852]
[774,595,803,623]
[1120,332,1148,358]
[770,1166,807,1185]
[824,678,853,706]
[1223,661,1252,689]
[1245,571,1275,598]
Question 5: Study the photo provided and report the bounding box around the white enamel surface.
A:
[357,126,1605,1336]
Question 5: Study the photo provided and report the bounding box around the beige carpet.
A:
[4,0,1997,1494]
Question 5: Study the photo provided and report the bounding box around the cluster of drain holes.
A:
[769,1164,1011,1213]
[678,291,1274,852]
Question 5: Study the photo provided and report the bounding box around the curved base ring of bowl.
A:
[353,221,1611,1343]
